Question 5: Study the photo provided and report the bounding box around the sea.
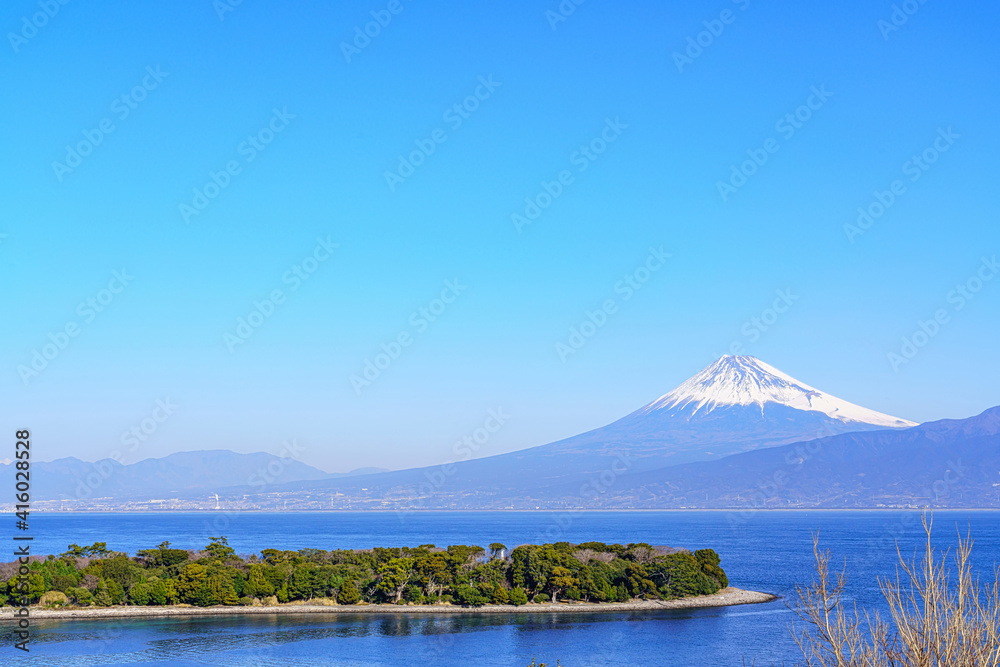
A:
[3,510,999,666]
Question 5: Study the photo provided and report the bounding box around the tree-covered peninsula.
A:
[2,538,729,609]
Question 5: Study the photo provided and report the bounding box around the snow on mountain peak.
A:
[642,355,917,428]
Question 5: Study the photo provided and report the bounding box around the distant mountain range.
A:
[596,405,1000,508]
[0,450,384,504]
[8,356,997,510]
[250,402,997,510]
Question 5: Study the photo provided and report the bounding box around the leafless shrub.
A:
[791,512,1000,667]
[654,545,686,556]
[575,548,622,564]
[632,546,657,564]
[0,562,18,579]
[81,574,99,591]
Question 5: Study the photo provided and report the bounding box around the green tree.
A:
[129,581,153,605]
[405,585,425,604]
[205,537,237,561]
[510,587,528,605]
[66,587,93,606]
[174,563,209,604]
[148,579,170,605]
[694,548,728,588]
[102,556,141,590]
[52,574,78,592]
[289,565,316,600]
[337,580,360,604]
[549,566,577,601]
[416,552,450,597]
[26,573,47,603]
[206,573,240,606]
[244,564,275,598]
[491,585,509,604]
[93,580,114,607]
[454,585,489,606]
[375,558,413,603]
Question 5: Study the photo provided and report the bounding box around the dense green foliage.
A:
[0,538,727,609]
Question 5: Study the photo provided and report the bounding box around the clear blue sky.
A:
[2,0,998,472]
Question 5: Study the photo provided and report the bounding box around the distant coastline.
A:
[6,587,777,620]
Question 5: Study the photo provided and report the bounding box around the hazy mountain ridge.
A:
[0,450,383,502]
[599,405,1000,508]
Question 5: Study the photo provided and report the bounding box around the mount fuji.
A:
[211,355,919,508]
[641,355,913,427]
[495,355,917,475]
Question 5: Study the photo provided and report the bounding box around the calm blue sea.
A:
[3,510,999,666]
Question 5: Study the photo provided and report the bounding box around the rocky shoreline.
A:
[4,587,777,620]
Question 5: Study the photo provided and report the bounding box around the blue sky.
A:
[2,0,998,472]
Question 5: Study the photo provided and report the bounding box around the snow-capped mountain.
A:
[499,354,918,472]
[639,355,916,429]
[232,355,921,508]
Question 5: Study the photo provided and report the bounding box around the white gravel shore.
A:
[4,587,777,620]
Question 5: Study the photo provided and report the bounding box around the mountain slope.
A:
[253,406,997,509]
[588,405,1000,508]
[211,356,919,506]
[485,355,916,474]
